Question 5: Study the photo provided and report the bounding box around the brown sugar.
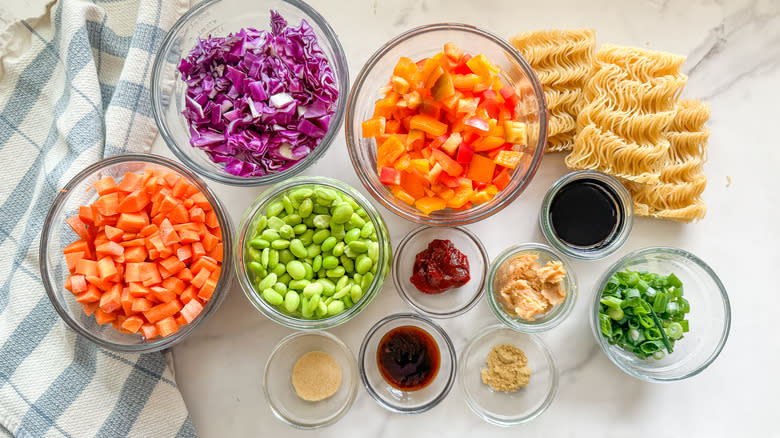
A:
[291,351,342,402]
[480,344,532,392]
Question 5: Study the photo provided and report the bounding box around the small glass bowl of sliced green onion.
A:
[590,246,731,382]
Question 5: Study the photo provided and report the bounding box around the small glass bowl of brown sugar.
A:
[459,324,558,426]
[487,243,577,332]
[263,331,358,429]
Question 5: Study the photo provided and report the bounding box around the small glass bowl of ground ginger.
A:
[459,324,558,426]
[487,243,577,332]
[263,331,358,429]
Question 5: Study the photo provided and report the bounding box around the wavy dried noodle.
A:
[566,44,688,184]
[629,99,710,222]
[510,29,596,152]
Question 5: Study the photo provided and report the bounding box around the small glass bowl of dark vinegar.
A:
[539,171,633,260]
[358,313,457,414]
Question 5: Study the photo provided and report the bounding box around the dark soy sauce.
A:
[377,326,440,391]
[549,178,622,248]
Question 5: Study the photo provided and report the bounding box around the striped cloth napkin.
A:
[0,0,199,436]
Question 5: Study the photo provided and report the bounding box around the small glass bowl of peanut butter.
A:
[486,243,577,332]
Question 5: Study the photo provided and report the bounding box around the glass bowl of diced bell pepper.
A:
[345,23,547,226]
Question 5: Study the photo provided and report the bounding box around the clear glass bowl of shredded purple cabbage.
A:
[151,1,349,185]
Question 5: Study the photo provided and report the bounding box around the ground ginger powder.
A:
[480,344,532,392]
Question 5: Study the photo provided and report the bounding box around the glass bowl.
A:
[392,226,487,318]
[345,23,547,226]
[487,243,577,332]
[39,154,234,353]
[358,313,457,414]
[459,324,558,426]
[151,0,349,186]
[235,176,391,330]
[590,247,731,382]
[263,331,358,429]
[540,170,633,260]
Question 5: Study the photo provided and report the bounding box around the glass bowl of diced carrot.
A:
[39,154,234,353]
[345,23,547,226]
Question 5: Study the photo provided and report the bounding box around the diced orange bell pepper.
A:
[377,135,405,167]
[409,115,447,137]
[362,117,386,138]
[415,196,447,215]
[466,154,496,184]
[494,150,523,169]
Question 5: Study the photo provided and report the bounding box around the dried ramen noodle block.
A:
[510,29,596,152]
[567,44,688,184]
[630,99,710,222]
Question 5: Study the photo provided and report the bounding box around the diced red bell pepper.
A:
[464,116,490,134]
[456,142,475,164]
[379,167,402,185]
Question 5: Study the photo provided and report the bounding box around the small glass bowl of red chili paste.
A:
[392,226,488,318]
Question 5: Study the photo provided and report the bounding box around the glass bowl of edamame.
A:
[235,176,392,330]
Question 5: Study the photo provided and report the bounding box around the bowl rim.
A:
[486,242,578,332]
[38,153,234,353]
[458,324,558,426]
[539,170,634,260]
[589,246,732,383]
[150,0,350,186]
[262,330,359,429]
[357,312,457,414]
[234,175,391,330]
[392,225,488,318]
[344,22,548,226]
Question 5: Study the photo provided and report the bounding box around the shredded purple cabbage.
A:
[178,11,338,177]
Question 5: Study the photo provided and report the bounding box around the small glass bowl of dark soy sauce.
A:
[540,171,633,260]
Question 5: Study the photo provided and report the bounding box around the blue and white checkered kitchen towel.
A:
[0,0,199,436]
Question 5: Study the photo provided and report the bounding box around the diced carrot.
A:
[121,287,134,315]
[64,239,90,255]
[140,324,159,339]
[188,192,212,211]
[66,215,90,241]
[176,267,193,283]
[207,243,223,263]
[116,212,148,233]
[78,205,96,225]
[70,274,88,294]
[167,204,189,224]
[140,263,162,287]
[76,285,102,303]
[191,256,218,277]
[121,315,144,334]
[139,224,159,238]
[117,171,143,192]
[65,251,85,272]
[204,210,219,228]
[94,308,116,325]
[82,302,99,316]
[124,246,147,263]
[180,286,197,304]
[96,241,124,257]
[94,193,120,216]
[150,286,176,303]
[99,284,122,313]
[191,241,206,259]
[93,176,118,196]
[159,219,180,246]
[176,245,192,263]
[144,299,183,324]
[131,297,153,312]
[117,189,150,213]
[97,257,119,282]
[189,207,205,223]
[120,238,146,248]
[179,299,203,324]
[124,263,143,283]
[178,228,200,244]
[75,259,98,277]
[198,278,217,301]
[155,317,179,338]
[190,268,210,289]
[162,277,185,295]
[103,225,124,242]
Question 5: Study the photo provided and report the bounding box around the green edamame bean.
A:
[350,284,363,302]
[261,229,280,241]
[320,236,337,252]
[356,255,372,274]
[289,279,310,290]
[335,276,349,290]
[361,272,374,291]
[330,223,345,240]
[278,249,294,264]
[313,215,331,229]
[332,241,345,257]
[333,285,350,299]
[343,245,359,259]
[299,198,314,218]
[278,273,291,285]
[267,201,284,217]
[317,268,327,278]
[344,228,361,243]
[348,240,369,254]
[315,187,337,201]
[279,224,294,239]
[349,213,366,229]
[262,288,284,306]
[353,273,362,285]
[271,239,290,250]
[293,223,307,235]
[327,301,345,316]
[252,216,267,233]
[331,204,354,224]
[360,222,374,238]
[268,216,285,231]
[340,256,354,274]
[290,187,313,200]
[301,296,313,318]
[303,216,316,228]
[248,247,262,262]
[281,195,294,215]
[308,294,321,311]
[258,273,277,291]
[317,278,335,296]
[306,244,321,258]
[357,207,368,219]
[368,241,379,262]
[286,260,306,280]
[311,230,329,245]
[271,264,287,277]
[343,293,353,308]
[326,267,345,278]
[303,282,323,297]
[312,255,322,273]
[313,205,329,215]
[290,239,307,258]
[273,282,287,294]
[284,291,300,313]
[315,301,328,317]
[322,255,339,270]
[268,249,280,269]
[248,261,265,277]
[249,238,270,250]
[304,262,314,280]
[260,248,270,267]
[299,229,314,246]
[284,214,302,226]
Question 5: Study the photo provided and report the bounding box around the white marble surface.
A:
[3,0,765,435]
